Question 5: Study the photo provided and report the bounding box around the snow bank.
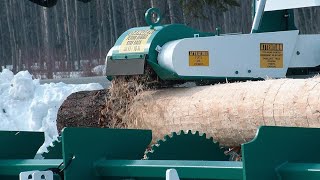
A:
[92,65,106,76]
[0,69,104,154]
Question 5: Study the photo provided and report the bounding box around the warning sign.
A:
[260,43,283,68]
[189,51,209,66]
[119,30,154,53]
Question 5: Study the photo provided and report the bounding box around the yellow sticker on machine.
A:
[189,51,209,66]
[119,29,154,53]
[260,43,283,68]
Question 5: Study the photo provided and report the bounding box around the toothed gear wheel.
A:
[145,130,229,161]
[42,136,62,159]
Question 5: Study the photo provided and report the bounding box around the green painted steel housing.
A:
[108,24,214,81]
[109,23,260,82]
[108,3,299,82]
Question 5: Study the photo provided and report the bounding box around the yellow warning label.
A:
[119,30,154,53]
[260,43,283,68]
[189,51,209,66]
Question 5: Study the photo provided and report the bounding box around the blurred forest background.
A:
[0,0,320,79]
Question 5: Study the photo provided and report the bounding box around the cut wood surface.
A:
[125,77,320,146]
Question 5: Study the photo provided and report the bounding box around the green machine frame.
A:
[2,126,320,180]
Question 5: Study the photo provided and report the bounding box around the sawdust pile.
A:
[99,66,163,128]
[99,76,146,128]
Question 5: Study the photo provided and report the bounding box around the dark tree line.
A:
[0,0,319,79]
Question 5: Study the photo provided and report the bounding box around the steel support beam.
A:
[0,159,62,176]
[277,163,320,180]
[94,160,243,180]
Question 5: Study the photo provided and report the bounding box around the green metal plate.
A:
[0,131,44,159]
[242,126,320,180]
[61,128,152,180]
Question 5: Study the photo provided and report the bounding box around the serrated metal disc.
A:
[145,130,229,161]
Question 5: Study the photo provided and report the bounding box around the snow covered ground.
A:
[0,69,104,154]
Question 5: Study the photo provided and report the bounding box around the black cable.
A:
[59,155,75,173]
[45,156,75,180]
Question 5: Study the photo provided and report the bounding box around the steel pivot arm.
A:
[251,0,267,33]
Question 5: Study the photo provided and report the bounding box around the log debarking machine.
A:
[5,0,320,180]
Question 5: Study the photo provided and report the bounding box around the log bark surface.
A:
[126,78,320,146]
[56,89,108,133]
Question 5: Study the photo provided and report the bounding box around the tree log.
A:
[125,77,320,146]
[56,89,108,133]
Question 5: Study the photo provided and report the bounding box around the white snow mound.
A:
[0,69,104,154]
